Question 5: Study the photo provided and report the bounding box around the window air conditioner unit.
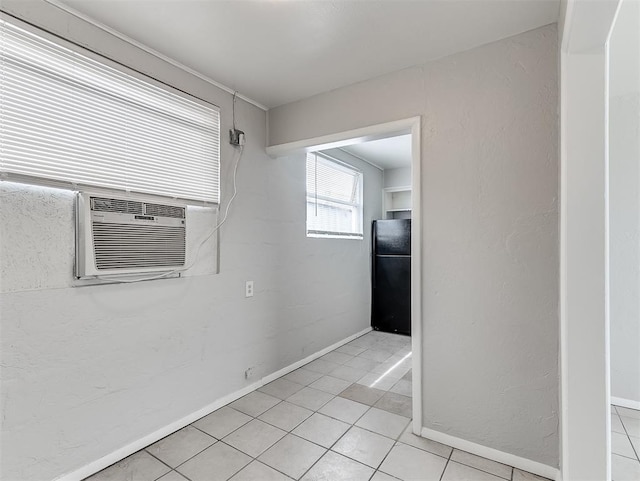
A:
[75,193,186,278]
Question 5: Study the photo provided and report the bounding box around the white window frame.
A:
[0,13,220,206]
[306,152,364,239]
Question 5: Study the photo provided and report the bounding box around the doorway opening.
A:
[608,0,640,476]
[266,116,422,433]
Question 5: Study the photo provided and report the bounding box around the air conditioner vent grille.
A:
[92,222,186,270]
[145,203,185,219]
[91,197,144,215]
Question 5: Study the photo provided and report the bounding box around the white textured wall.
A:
[269,25,559,467]
[609,0,640,405]
[383,167,411,189]
[0,3,381,480]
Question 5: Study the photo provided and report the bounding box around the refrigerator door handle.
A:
[372,221,377,288]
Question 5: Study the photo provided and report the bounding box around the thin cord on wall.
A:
[232,91,237,130]
[96,144,245,284]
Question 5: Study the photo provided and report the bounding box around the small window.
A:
[306,153,363,239]
[0,18,220,204]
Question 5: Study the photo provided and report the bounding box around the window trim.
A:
[306,152,364,239]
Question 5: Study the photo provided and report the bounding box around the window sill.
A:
[307,233,364,240]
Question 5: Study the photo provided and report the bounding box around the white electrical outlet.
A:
[245,280,254,297]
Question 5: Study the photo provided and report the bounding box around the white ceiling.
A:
[342,135,412,170]
[59,0,559,109]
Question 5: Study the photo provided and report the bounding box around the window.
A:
[306,153,363,239]
[0,17,220,204]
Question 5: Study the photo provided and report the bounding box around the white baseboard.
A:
[420,427,560,481]
[612,396,640,411]
[259,326,372,385]
[55,326,372,481]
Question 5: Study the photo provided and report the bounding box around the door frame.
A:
[267,116,423,432]
[560,1,621,479]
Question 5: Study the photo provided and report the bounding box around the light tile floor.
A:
[611,404,640,481]
[86,331,553,481]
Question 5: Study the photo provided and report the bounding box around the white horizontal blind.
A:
[306,153,363,238]
[0,18,220,204]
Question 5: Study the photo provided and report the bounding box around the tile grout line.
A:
[614,406,640,462]
[290,334,411,480]
[171,406,277,477]
[437,443,455,481]
[359,418,413,478]
[211,361,414,476]
[272,335,412,479]
[222,388,412,467]
[143,447,185,473]
[448,448,514,481]
[216,438,292,479]
[287,388,411,478]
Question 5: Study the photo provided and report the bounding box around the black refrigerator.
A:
[371,219,411,335]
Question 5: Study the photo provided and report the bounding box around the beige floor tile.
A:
[621,416,640,438]
[193,406,252,439]
[617,407,640,420]
[229,461,292,480]
[355,407,410,439]
[330,365,369,382]
[357,373,399,391]
[336,344,367,356]
[320,351,354,365]
[301,451,374,481]
[348,336,379,349]
[319,396,369,424]
[612,414,627,434]
[332,426,395,469]
[258,401,313,431]
[370,361,409,379]
[223,419,287,457]
[629,435,640,457]
[146,426,215,468]
[86,451,171,481]
[374,391,412,418]
[339,383,386,406]
[390,379,412,397]
[157,471,189,481]
[358,349,394,363]
[512,468,552,481]
[344,356,382,372]
[442,461,505,481]
[259,434,326,479]
[305,359,341,374]
[177,443,251,481]
[258,378,305,400]
[286,387,335,411]
[230,391,280,417]
[292,413,350,448]
[369,471,398,481]
[612,431,639,459]
[309,375,352,395]
[450,450,512,479]
[379,443,448,480]
[612,454,640,481]
[398,424,453,459]
[283,368,324,386]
